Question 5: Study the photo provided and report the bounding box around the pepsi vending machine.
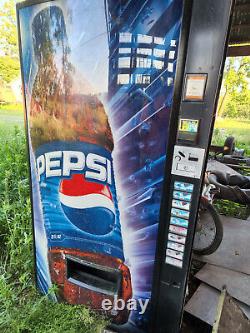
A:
[17,0,234,332]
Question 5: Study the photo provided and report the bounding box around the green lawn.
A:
[0,109,24,132]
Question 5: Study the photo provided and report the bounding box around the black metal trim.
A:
[150,0,194,331]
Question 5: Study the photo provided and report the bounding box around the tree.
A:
[225,85,250,119]
[0,0,19,57]
[217,57,250,118]
[0,56,20,83]
[0,0,20,84]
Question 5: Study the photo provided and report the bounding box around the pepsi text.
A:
[36,150,112,184]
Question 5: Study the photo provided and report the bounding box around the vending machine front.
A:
[17,0,233,332]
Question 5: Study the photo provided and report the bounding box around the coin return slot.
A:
[66,256,122,296]
[172,281,181,288]
[162,280,181,288]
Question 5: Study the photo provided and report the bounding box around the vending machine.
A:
[17,0,234,332]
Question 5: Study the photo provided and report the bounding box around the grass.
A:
[0,103,23,112]
[213,118,250,155]
[0,109,24,136]
[0,109,107,332]
[214,200,250,220]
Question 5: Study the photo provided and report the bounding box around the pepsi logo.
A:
[59,174,115,235]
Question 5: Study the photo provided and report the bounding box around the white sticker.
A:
[167,241,185,252]
[169,225,188,236]
[168,233,186,244]
[168,63,174,72]
[184,74,207,101]
[166,248,184,260]
[170,39,177,47]
[169,50,175,59]
[166,256,183,268]
[171,145,205,179]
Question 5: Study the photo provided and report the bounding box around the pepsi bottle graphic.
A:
[29,6,131,324]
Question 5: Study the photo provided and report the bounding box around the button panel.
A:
[165,181,194,268]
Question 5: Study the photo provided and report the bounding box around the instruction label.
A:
[171,145,205,179]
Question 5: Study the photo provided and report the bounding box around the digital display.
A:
[178,119,200,143]
[179,119,199,133]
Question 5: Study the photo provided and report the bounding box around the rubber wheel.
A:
[193,201,223,256]
[223,136,235,155]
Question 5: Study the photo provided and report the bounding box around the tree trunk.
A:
[217,89,227,117]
